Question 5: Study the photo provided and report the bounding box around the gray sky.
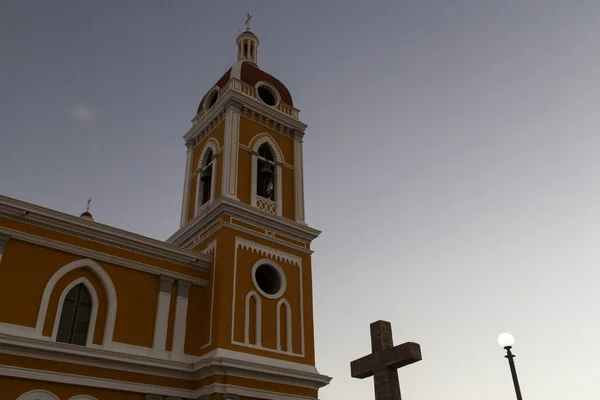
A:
[2,1,599,399]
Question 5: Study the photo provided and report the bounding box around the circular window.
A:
[205,88,219,111]
[257,85,278,106]
[252,261,286,298]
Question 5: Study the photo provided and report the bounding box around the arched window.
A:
[257,143,275,201]
[196,147,216,213]
[56,283,92,346]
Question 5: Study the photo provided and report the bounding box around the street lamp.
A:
[498,333,523,400]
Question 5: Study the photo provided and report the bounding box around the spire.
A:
[236,14,259,64]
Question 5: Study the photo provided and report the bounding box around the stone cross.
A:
[351,320,422,400]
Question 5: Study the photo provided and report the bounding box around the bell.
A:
[259,164,274,176]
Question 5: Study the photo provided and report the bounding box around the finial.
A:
[245,13,252,31]
[85,197,92,212]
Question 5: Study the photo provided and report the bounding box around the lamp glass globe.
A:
[498,332,515,348]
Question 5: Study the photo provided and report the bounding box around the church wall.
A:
[204,226,316,366]
[0,216,206,281]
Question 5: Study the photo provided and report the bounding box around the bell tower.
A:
[168,26,331,399]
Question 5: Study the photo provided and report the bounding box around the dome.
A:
[80,211,94,221]
[195,31,293,116]
[196,61,293,115]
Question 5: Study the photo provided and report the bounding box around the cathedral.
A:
[0,28,331,400]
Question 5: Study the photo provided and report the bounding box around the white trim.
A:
[0,233,8,265]
[0,227,208,285]
[1,364,324,399]
[244,291,261,346]
[200,241,217,349]
[171,281,190,355]
[277,298,293,352]
[255,81,281,108]
[250,133,284,164]
[167,195,321,246]
[250,133,284,216]
[252,259,287,299]
[180,146,193,228]
[0,195,211,269]
[194,139,219,215]
[16,389,60,400]
[203,86,220,112]
[51,277,99,347]
[153,277,173,351]
[293,139,306,223]
[0,332,332,389]
[221,107,241,199]
[233,237,304,356]
[35,259,117,347]
[0,364,192,398]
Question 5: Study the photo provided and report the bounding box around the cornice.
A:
[167,196,321,247]
[0,195,211,269]
[0,331,331,392]
[184,80,308,146]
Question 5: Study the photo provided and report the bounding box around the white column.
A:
[153,276,174,351]
[0,234,9,264]
[276,164,283,217]
[171,280,191,355]
[221,106,241,199]
[179,146,194,228]
[293,139,306,223]
[251,152,257,207]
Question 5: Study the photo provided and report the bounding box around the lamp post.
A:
[498,333,523,400]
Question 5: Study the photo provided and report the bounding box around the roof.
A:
[196,60,293,114]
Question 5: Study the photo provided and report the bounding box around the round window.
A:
[257,85,278,106]
[205,89,218,111]
[252,262,286,298]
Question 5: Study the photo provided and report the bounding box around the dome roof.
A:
[196,60,293,115]
[80,211,94,221]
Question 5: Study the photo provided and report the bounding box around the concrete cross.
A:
[350,320,422,400]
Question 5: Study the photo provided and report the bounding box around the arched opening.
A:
[199,148,214,206]
[245,291,261,346]
[56,283,92,346]
[257,143,275,201]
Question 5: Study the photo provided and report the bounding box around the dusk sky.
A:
[2,1,600,399]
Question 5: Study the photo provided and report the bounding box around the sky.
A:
[1,1,600,399]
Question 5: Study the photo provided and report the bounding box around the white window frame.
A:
[251,134,283,217]
[52,277,99,347]
[195,140,219,215]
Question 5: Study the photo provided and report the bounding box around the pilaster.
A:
[153,275,174,351]
[221,104,241,199]
[180,145,194,227]
[293,138,306,223]
[171,279,191,354]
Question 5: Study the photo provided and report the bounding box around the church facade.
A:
[0,29,331,400]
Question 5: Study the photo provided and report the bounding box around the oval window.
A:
[257,85,278,106]
[205,89,218,111]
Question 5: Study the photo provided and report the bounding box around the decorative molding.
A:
[0,233,8,264]
[244,291,261,346]
[0,195,211,269]
[200,240,217,350]
[277,298,293,352]
[166,195,320,247]
[237,237,301,266]
[194,139,219,218]
[180,147,194,228]
[250,133,284,164]
[184,80,306,145]
[51,277,100,347]
[35,258,117,347]
[251,259,287,299]
[232,237,304,357]
[153,276,173,351]
[0,332,332,390]
[16,389,60,400]
[0,227,208,285]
